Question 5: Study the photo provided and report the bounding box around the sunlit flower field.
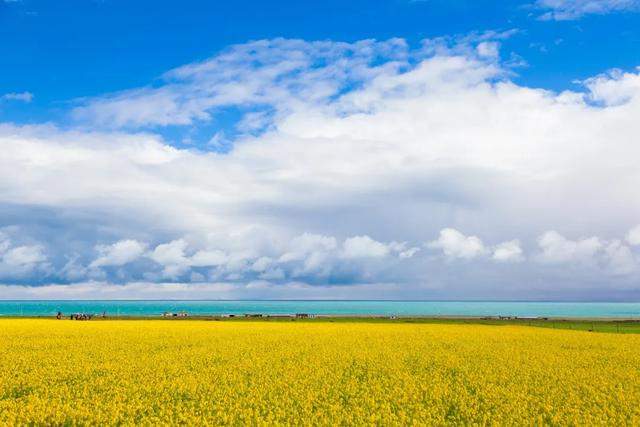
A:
[1,319,639,425]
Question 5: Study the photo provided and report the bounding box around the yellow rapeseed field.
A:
[1,319,640,425]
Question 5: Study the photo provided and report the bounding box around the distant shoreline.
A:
[2,299,640,302]
[2,314,640,322]
[3,300,640,319]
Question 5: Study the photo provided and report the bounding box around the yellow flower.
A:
[0,319,639,425]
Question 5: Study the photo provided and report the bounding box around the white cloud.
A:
[279,234,337,263]
[535,0,640,20]
[148,239,190,278]
[2,37,640,296]
[583,68,640,106]
[71,38,413,128]
[342,236,390,259]
[492,240,524,263]
[3,245,46,266]
[476,41,500,58]
[0,236,49,278]
[428,229,524,263]
[23,230,377,285]
[428,228,487,260]
[250,256,273,272]
[115,233,415,284]
[90,239,147,267]
[190,249,228,267]
[536,231,638,275]
[1,91,33,103]
[537,231,602,264]
[603,240,637,275]
[626,224,640,246]
[149,239,188,266]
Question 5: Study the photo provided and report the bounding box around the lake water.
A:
[1,300,640,318]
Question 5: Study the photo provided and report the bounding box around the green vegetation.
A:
[14,314,640,334]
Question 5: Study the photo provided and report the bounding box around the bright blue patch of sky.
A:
[1,0,639,136]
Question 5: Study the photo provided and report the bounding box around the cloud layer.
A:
[2,36,640,299]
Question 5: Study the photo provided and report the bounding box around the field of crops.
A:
[1,319,640,425]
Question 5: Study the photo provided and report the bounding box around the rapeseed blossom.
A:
[0,320,639,425]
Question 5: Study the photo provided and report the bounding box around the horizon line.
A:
[1,299,640,303]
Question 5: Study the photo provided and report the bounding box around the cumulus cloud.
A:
[583,68,640,106]
[428,228,487,260]
[492,240,524,263]
[279,234,337,263]
[2,37,640,297]
[190,249,228,267]
[3,245,47,267]
[536,231,602,264]
[603,240,637,275]
[626,224,640,246]
[0,231,49,279]
[72,232,416,285]
[149,239,188,266]
[535,231,638,275]
[535,0,640,20]
[428,229,524,263]
[90,239,147,268]
[148,239,190,278]
[342,236,390,259]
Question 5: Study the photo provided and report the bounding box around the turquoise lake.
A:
[1,300,640,318]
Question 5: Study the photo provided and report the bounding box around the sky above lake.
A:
[1,0,640,300]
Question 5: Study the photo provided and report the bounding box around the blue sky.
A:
[3,0,639,127]
[1,0,640,300]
